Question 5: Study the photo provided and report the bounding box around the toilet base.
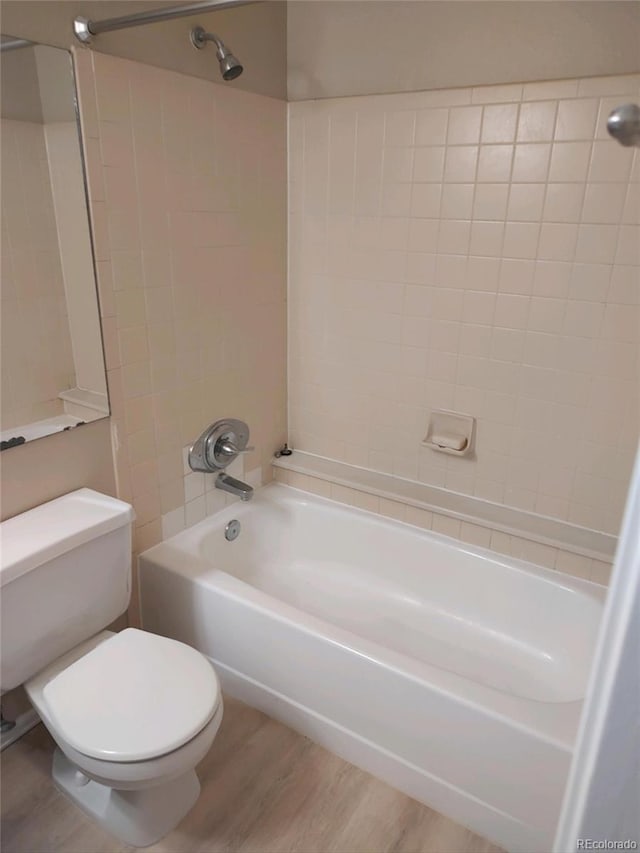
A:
[52,748,201,847]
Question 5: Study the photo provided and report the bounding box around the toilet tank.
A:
[0,489,135,691]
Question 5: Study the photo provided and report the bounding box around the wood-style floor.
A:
[1,695,502,853]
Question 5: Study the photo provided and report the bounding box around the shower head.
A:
[607,103,640,148]
[190,25,243,81]
[218,50,243,81]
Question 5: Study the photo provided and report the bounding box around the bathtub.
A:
[139,483,606,852]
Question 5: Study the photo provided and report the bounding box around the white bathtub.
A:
[139,483,606,852]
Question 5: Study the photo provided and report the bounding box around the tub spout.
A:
[215,472,253,501]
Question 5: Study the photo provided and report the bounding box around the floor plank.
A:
[0,696,503,853]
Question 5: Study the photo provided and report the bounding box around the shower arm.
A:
[73,0,260,44]
[190,28,226,54]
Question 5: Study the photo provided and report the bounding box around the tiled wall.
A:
[73,50,287,564]
[289,74,640,536]
[1,119,75,430]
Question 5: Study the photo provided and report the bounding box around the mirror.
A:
[1,36,109,449]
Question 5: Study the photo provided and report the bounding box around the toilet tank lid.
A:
[0,489,135,587]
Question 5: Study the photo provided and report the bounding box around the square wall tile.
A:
[441,184,474,219]
[474,184,509,220]
[444,146,478,182]
[385,110,416,147]
[507,184,545,222]
[447,106,482,144]
[413,146,445,181]
[503,222,540,259]
[538,223,578,262]
[549,142,592,182]
[481,104,519,144]
[517,101,557,142]
[555,99,598,141]
[512,144,550,182]
[477,145,513,182]
[415,108,448,145]
[543,183,585,223]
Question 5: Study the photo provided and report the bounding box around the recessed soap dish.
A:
[423,410,475,456]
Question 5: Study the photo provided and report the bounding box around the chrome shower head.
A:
[217,49,243,81]
[607,103,640,148]
[190,25,243,81]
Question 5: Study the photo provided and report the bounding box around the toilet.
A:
[0,488,223,847]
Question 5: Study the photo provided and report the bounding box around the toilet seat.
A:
[41,628,220,762]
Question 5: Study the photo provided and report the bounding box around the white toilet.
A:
[0,488,223,847]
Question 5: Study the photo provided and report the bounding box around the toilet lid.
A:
[42,629,220,762]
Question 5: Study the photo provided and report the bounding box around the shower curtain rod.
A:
[73,0,260,44]
[0,38,33,52]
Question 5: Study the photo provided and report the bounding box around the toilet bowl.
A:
[0,489,224,847]
[25,628,223,847]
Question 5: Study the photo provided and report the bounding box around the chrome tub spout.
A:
[215,472,253,501]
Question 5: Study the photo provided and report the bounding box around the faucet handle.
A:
[189,418,252,473]
[218,441,255,458]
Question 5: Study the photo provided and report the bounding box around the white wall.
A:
[288,1,640,100]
